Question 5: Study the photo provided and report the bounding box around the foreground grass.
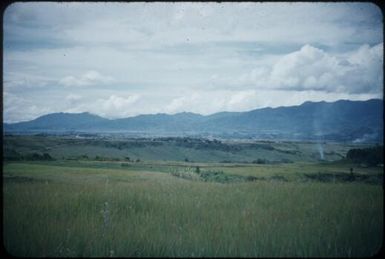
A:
[3,162,383,257]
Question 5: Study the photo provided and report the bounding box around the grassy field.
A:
[3,158,383,257]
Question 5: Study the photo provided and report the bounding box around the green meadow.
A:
[3,136,384,257]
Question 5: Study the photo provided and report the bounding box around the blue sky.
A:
[3,2,383,122]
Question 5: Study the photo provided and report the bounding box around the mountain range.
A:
[4,99,384,142]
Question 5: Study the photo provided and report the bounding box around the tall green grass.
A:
[3,163,383,257]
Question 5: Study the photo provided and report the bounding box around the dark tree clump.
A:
[346,146,383,166]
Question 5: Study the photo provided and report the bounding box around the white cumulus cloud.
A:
[95,94,140,118]
[165,90,265,115]
[241,43,383,95]
[59,70,114,87]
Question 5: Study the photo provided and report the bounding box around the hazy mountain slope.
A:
[105,112,204,131]
[195,99,382,140]
[4,99,383,141]
[4,112,109,131]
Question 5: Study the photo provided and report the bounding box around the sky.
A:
[3,2,383,123]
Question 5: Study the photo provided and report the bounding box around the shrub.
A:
[24,152,54,161]
[252,158,266,164]
[79,154,89,160]
[42,153,54,161]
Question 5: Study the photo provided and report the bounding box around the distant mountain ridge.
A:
[5,112,109,131]
[4,99,384,142]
